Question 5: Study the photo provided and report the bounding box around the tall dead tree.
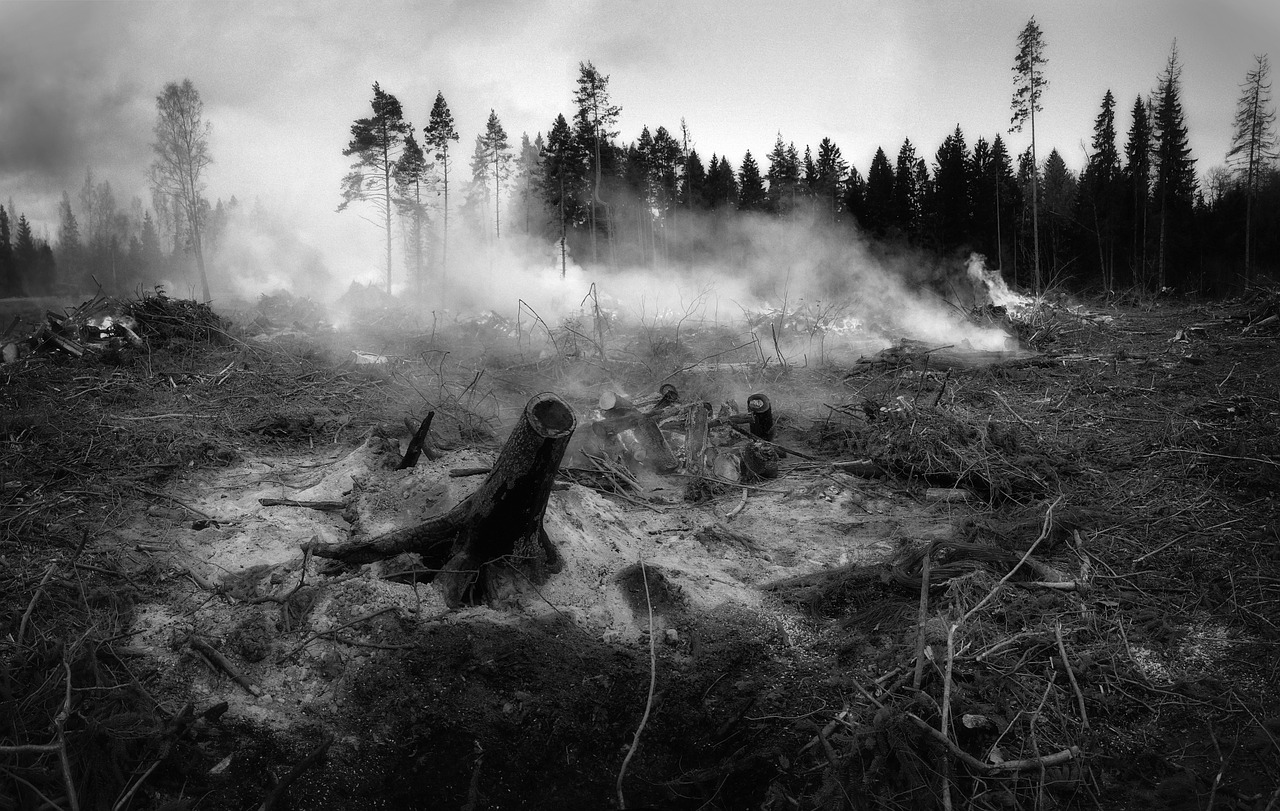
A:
[315,393,576,607]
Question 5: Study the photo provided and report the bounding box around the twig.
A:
[278,606,400,662]
[912,548,932,690]
[1143,447,1279,468]
[257,734,334,811]
[1055,621,1090,730]
[189,636,262,697]
[397,411,436,470]
[991,388,1035,431]
[57,658,80,811]
[721,488,749,519]
[727,424,817,461]
[941,498,1061,749]
[617,556,657,810]
[18,561,57,645]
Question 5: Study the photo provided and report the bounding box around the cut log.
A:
[747,393,774,440]
[685,402,709,476]
[314,392,577,607]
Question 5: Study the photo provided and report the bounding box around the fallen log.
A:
[314,393,576,607]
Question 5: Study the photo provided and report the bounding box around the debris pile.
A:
[2,289,227,364]
[573,384,783,501]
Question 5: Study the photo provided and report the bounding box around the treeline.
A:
[349,49,1276,297]
[0,173,240,300]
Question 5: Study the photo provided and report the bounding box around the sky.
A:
[0,0,1277,298]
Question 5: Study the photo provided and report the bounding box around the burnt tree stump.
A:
[314,392,577,606]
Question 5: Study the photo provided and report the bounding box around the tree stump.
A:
[314,392,577,607]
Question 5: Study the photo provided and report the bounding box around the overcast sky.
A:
[0,0,1276,283]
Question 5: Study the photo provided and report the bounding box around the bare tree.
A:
[149,79,212,300]
[1228,54,1277,286]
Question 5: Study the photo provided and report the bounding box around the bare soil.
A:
[2,289,1278,810]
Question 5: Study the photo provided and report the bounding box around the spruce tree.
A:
[681,149,707,211]
[1123,96,1153,286]
[814,138,849,222]
[56,192,82,288]
[892,139,923,240]
[931,125,972,250]
[738,151,768,212]
[765,135,800,214]
[1152,42,1197,289]
[1080,90,1122,287]
[0,207,15,297]
[704,155,738,211]
[339,82,410,291]
[863,147,895,237]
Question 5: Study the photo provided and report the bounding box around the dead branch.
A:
[189,636,262,697]
[259,498,346,511]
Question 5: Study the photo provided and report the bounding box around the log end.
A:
[527,392,577,439]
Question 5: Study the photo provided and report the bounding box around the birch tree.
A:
[149,79,212,300]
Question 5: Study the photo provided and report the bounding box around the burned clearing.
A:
[2,285,1279,811]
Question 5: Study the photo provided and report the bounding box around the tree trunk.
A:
[314,393,577,607]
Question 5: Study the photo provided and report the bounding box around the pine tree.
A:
[863,147,895,237]
[423,92,460,289]
[479,111,513,239]
[1152,42,1197,289]
[573,62,621,262]
[1080,90,1122,288]
[512,133,544,236]
[339,82,411,291]
[1011,17,1048,291]
[738,152,767,212]
[1228,54,1277,285]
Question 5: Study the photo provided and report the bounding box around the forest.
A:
[0,36,1276,306]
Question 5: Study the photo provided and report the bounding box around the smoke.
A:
[369,201,1017,358]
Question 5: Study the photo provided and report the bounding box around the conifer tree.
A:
[540,114,587,276]
[738,152,768,212]
[1080,90,1122,287]
[931,125,972,250]
[704,155,738,211]
[424,92,460,288]
[339,82,410,291]
[57,192,83,287]
[765,135,800,214]
[892,139,923,239]
[814,138,849,222]
[989,135,1017,274]
[14,214,35,295]
[479,111,513,238]
[573,61,621,262]
[680,149,707,211]
[1041,148,1077,275]
[393,132,432,294]
[1124,96,1153,285]
[1228,54,1277,284]
[0,207,16,297]
[863,147,895,237]
[1011,17,1048,291]
[1152,42,1197,289]
[512,133,544,236]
